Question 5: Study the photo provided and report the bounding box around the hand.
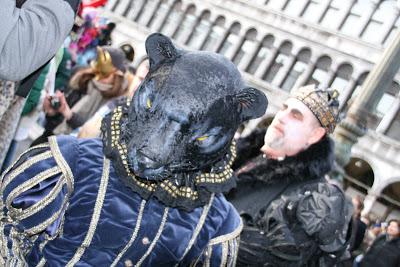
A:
[42,94,59,116]
[55,91,73,120]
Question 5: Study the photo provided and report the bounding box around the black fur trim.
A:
[236,135,335,185]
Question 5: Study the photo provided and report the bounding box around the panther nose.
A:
[135,151,162,170]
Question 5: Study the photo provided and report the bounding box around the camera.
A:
[50,96,61,110]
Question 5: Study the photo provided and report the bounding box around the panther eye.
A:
[196,135,209,142]
[146,98,152,109]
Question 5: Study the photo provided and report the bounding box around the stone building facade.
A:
[102,0,400,220]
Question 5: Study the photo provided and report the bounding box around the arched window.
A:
[217,22,241,56]
[159,0,183,36]
[361,1,394,43]
[202,16,226,51]
[173,5,196,42]
[306,55,332,87]
[281,48,311,91]
[330,63,353,101]
[263,41,293,83]
[233,29,258,65]
[344,157,374,196]
[186,10,211,47]
[147,0,169,30]
[374,81,399,118]
[246,35,275,75]
[376,181,400,220]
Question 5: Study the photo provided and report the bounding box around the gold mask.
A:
[91,47,115,80]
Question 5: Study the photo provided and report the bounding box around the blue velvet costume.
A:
[0,136,242,266]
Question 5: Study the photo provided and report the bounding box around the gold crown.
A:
[291,84,340,134]
[91,46,115,80]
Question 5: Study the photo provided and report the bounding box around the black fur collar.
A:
[236,135,335,184]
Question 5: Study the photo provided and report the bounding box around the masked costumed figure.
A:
[0,33,267,266]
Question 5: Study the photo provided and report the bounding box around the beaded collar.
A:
[101,99,237,211]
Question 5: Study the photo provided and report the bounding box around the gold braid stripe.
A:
[208,219,243,246]
[175,194,215,267]
[0,151,53,192]
[220,241,228,267]
[25,196,69,236]
[135,207,169,267]
[110,199,147,267]
[12,175,65,221]
[48,136,74,196]
[6,166,61,209]
[0,143,50,183]
[66,158,110,267]
[36,257,46,267]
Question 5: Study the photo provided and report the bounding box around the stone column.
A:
[114,0,131,15]
[141,0,162,27]
[149,2,171,32]
[225,35,246,61]
[211,27,230,53]
[293,58,317,88]
[190,21,212,50]
[358,1,378,37]
[336,0,357,30]
[105,0,118,11]
[177,15,199,44]
[254,46,279,79]
[376,95,400,134]
[338,77,357,111]
[334,29,400,177]
[274,54,296,88]
[237,39,261,71]
[362,194,378,217]
[133,0,148,22]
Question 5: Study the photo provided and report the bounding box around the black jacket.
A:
[227,129,352,266]
[360,234,400,267]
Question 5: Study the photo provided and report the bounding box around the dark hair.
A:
[388,219,400,227]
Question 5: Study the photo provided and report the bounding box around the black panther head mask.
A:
[102,33,268,210]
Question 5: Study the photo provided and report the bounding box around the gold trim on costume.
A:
[208,219,243,246]
[13,176,65,221]
[66,158,110,266]
[175,194,215,266]
[25,196,69,236]
[36,257,46,267]
[135,207,169,267]
[48,136,74,195]
[0,150,53,192]
[6,166,61,209]
[220,241,228,267]
[111,199,147,267]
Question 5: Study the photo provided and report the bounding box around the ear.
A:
[234,87,268,122]
[308,127,326,145]
[145,33,179,72]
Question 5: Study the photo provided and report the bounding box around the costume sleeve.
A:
[195,205,243,267]
[0,0,74,81]
[0,136,76,265]
[296,184,351,251]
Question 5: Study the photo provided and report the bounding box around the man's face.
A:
[262,98,324,158]
[387,221,400,238]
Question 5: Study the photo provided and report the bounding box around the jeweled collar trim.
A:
[101,99,237,211]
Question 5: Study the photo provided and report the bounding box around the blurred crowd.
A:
[0,4,149,171]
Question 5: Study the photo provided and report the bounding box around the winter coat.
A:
[360,234,400,267]
[227,129,352,266]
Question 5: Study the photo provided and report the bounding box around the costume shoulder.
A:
[0,135,78,264]
[296,182,352,253]
[194,194,243,266]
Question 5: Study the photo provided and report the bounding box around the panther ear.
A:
[234,87,268,122]
[145,33,179,71]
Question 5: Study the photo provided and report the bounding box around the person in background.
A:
[78,57,149,138]
[359,219,400,267]
[227,84,352,266]
[30,46,132,146]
